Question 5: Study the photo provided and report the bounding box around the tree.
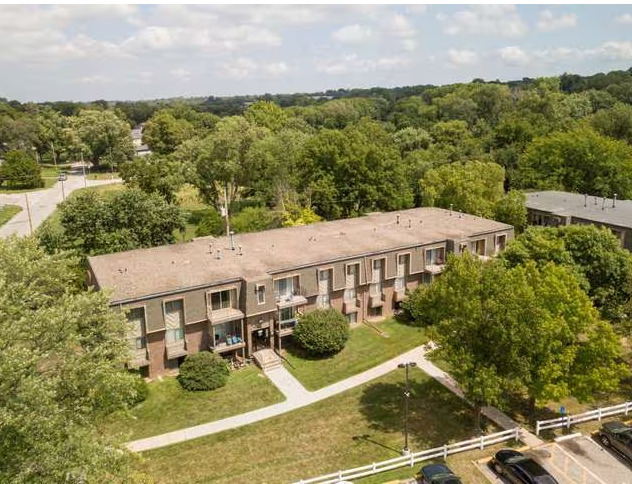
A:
[493,190,527,233]
[177,351,230,391]
[194,208,224,237]
[38,188,185,256]
[72,110,134,168]
[230,206,282,234]
[503,225,632,324]
[142,111,195,155]
[419,160,505,218]
[0,237,141,483]
[404,252,628,420]
[0,149,43,188]
[591,103,632,145]
[244,100,288,132]
[293,308,350,356]
[119,154,187,203]
[515,126,632,198]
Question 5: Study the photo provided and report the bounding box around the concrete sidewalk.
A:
[127,345,429,452]
[0,172,122,238]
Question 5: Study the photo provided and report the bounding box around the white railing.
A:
[535,401,632,435]
[293,428,521,484]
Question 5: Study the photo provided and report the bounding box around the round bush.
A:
[131,375,149,405]
[177,351,230,392]
[293,308,350,356]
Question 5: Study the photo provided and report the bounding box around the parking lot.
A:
[474,433,632,484]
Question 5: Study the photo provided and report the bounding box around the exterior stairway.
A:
[252,349,282,371]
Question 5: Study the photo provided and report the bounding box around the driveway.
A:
[0,165,121,238]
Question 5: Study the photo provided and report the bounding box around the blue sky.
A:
[1,4,632,102]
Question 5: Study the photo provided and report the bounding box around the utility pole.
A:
[224,181,230,237]
[397,361,417,455]
[25,194,33,236]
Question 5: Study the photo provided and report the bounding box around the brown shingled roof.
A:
[88,207,511,303]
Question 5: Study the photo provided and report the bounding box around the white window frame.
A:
[256,284,266,305]
[164,298,185,344]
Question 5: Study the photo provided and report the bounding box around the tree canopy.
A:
[0,237,141,483]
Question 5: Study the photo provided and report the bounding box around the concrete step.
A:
[252,349,282,371]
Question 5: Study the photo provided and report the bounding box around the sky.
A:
[1,3,632,102]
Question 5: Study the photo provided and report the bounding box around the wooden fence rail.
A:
[535,401,632,435]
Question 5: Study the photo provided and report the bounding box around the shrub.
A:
[177,351,230,391]
[194,208,224,237]
[131,374,149,405]
[0,150,43,188]
[293,308,350,356]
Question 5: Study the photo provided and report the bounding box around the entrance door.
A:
[252,327,270,351]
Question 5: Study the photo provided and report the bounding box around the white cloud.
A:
[593,41,632,61]
[263,62,289,78]
[332,25,372,44]
[315,54,409,75]
[438,5,527,37]
[615,13,632,24]
[497,46,530,66]
[405,5,428,15]
[75,75,110,84]
[219,58,258,79]
[384,14,416,39]
[170,68,192,82]
[447,49,479,67]
[537,10,577,32]
[401,39,418,53]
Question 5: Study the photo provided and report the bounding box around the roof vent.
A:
[449,204,453,216]
[594,196,598,205]
[408,219,412,229]
[396,214,400,225]
[238,245,242,256]
[216,249,221,260]
[602,197,606,210]
[229,231,235,250]
[584,194,587,207]
[613,193,617,208]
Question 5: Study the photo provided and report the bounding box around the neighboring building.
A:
[525,191,632,251]
[131,125,151,157]
[87,207,513,377]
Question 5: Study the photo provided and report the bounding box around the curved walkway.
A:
[126,345,428,452]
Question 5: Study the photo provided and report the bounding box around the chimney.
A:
[396,214,400,225]
[216,249,221,260]
[584,194,587,207]
[613,193,617,208]
[449,204,453,216]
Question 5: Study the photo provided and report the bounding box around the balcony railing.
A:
[165,339,187,360]
[278,318,298,335]
[369,292,386,308]
[275,288,308,309]
[208,306,244,324]
[343,298,360,314]
[212,333,245,353]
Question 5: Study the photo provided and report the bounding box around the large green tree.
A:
[503,225,632,324]
[72,110,134,168]
[515,126,632,198]
[0,237,141,483]
[119,154,187,203]
[142,111,195,155]
[0,149,43,188]
[38,187,185,256]
[403,252,628,420]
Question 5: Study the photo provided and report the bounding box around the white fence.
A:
[536,401,632,435]
[293,428,521,484]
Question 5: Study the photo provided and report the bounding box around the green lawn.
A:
[87,171,120,180]
[138,368,495,484]
[40,163,72,178]
[0,204,22,227]
[282,318,429,391]
[103,365,284,441]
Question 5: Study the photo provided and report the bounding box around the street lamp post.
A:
[397,361,417,455]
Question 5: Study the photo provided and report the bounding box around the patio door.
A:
[252,327,270,351]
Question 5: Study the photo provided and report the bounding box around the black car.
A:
[598,421,632,461]
[490,449,559,484]
[417,463,462,484]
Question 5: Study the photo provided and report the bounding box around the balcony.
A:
[278,318,298,336]
[212,334,245,353]
[424,262,445,275]
[275,289,308,309]
[165,339,187,360]
[343,298,360,314]
[369,292,385,308]
[208,307,244,324]
[130,347,150,368]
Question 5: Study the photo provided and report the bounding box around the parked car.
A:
[490,449,559,484]
[417,463,462,484]
[598,421,632,461]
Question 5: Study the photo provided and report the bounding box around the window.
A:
[495,234,507,254]
[344,264,359,301]
[127,307,146,349]
[274,277,296,301]
[426,247,445,265]
[318,269,332,294]
[397,254,410,277]
[211,289,232,311]
[279,307,294,322]
[472,239,486,256]
[256,285,266,305]
[164,299,184,344]
[459,242,468,253]
[347,313,357,324]
[213,320,243,347]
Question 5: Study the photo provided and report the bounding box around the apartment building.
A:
[525,191,632,251]
[88,207,513,377]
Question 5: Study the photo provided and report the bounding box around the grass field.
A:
[103,366,284,441]
[87,171,120,180]
[0,204,22,227]
[138,368,494,484]
[281,318,429,391]
[0,177,56,193]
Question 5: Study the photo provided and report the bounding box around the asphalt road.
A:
[0,167,121,238]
